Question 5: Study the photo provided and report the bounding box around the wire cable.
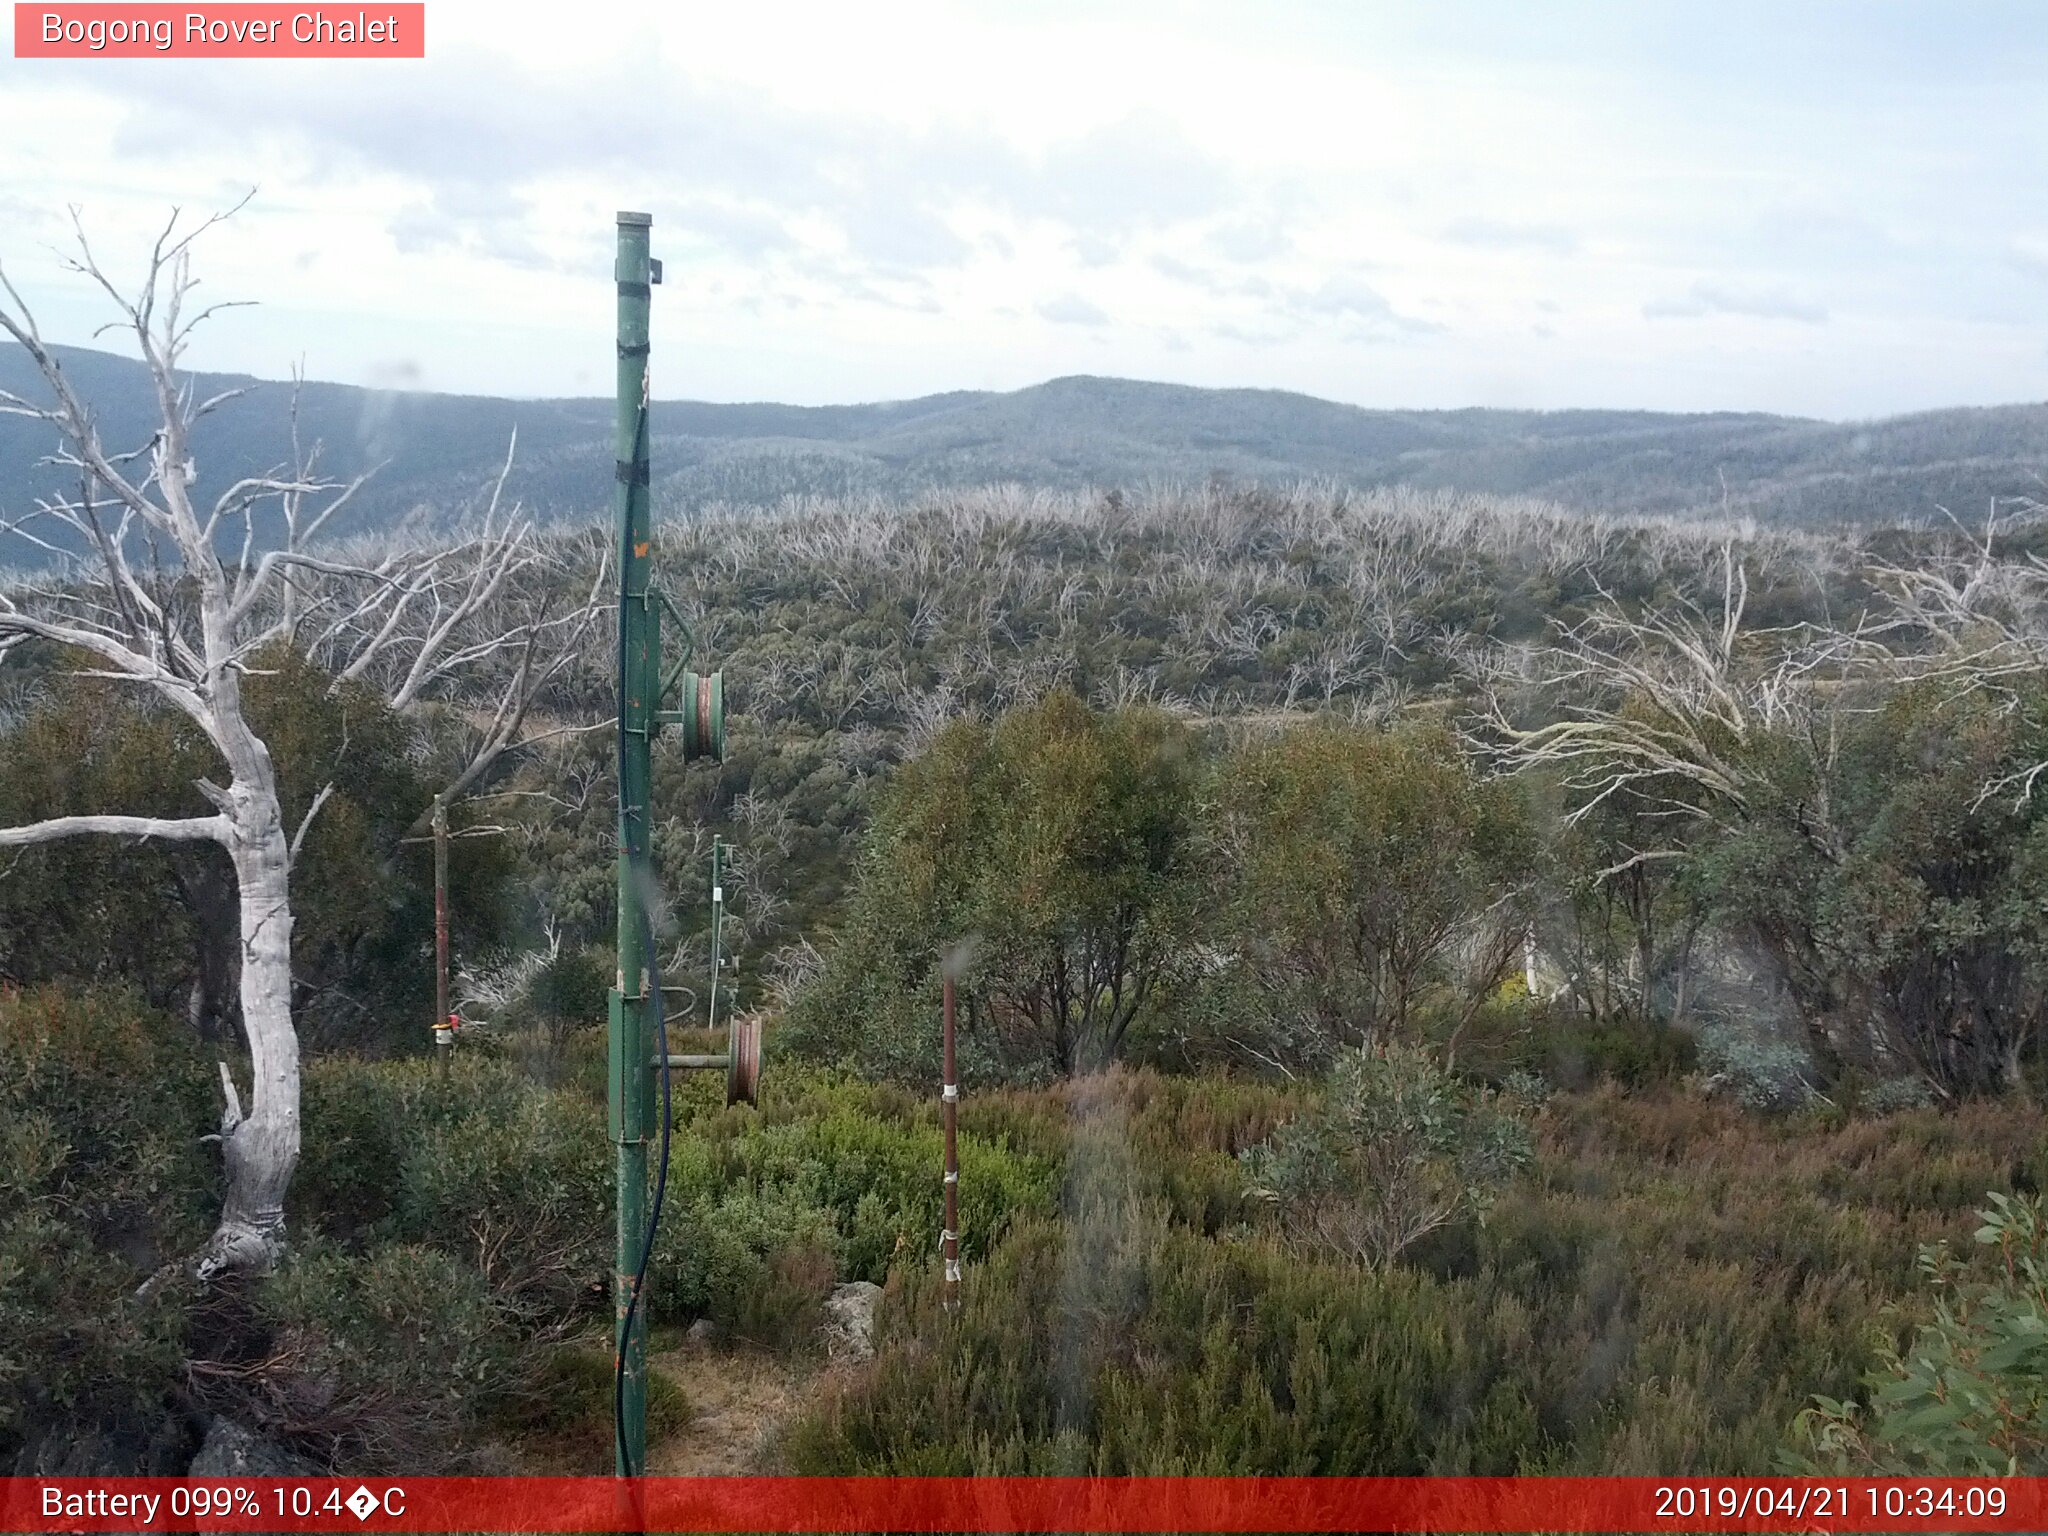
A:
[613,894,673,1479]
[611,389,674,1481]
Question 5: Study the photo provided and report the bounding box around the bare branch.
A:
[288,782,336,869]
[0,812,228,847]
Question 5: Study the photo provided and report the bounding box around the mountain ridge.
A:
[4,343,2045,568]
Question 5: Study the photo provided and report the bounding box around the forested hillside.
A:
[7,343,2048,572]
[9,481,2048,1479]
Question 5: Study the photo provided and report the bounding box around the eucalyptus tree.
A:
[1478,542,2048,1097]
[1211,722,1535,1073]
[785,692,1204,1081]
[0,208,582,1275]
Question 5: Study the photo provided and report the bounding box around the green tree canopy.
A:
[1209,723,1535,1071]
[1701,683,2048,1098]
[0,648,512,1052]
[785,692,1203,1081]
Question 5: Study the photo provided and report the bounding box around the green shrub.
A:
[0,984,216,1239]
[1544,1017,1698,1090]
[1792,1192,2048,1473]
[210,1241,527,1472]
[1241,1045,1532,1271]
[1859,1076,1938,1115]
[0,1209,192,1450]
[294,1055,411,1237]
[0,987,213,1453]
[649,1187,841,1345]
[1697,1022,1821,1112]
[389,1072,609,1321]
[783,1210,1543,1475]
[488,1340,691,1450]
[1458,997,1697,1091]
[729,1103,1059,1278]
[644,1070,1060,1345]
[296,1054,610,1322]
[787,1078,2045,1476]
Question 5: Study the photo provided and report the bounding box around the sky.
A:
[2,0,2046,420]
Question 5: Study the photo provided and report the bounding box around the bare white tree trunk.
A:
[199,777,298,1273]
[1,206,588,1277]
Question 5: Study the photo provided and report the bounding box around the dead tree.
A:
[1476,548,1859,856]
[1861,498,2048,804]
[1472,547,1899,1076]
[0,207,563,1276]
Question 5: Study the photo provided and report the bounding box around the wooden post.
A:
[942,971,960,1314]
[432,792,452,1075]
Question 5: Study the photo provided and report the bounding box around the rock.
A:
[11,1413,199,1477]
[821,1280,883,1362]
[177,1419,320,1536]
[684,1317,724,1348]
[188,1416,317,1477]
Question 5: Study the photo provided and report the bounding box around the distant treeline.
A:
[6,343,2048,574]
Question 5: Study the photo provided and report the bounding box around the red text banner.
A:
[14,4,424,57]
[1,1476,2043,1533]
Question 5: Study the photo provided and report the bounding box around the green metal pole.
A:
[609,209,657,1481]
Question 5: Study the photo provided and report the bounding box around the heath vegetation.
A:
[8,256,2048,1472]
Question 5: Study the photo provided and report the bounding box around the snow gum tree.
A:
[0,208,574,1276]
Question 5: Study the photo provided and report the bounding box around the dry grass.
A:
[645,1338,828,1475]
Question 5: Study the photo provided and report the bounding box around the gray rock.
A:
[188,1416,317,1478]
[11,1414,198,1477]
[174,1419,320,1536]
[821,1280,884,1362]
[684,1317,724,1348]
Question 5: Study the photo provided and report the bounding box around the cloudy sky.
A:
[2,0,2045,418]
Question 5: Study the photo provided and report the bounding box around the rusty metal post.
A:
[942,971,960,1314]
[432,792,452,1075]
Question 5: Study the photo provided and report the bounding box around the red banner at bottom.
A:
[1,1476,2037,1533]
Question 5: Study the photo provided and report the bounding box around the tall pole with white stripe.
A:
[942,971,960,1314]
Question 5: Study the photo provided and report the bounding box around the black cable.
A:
[611,391,675,1481]
[612,894,673,1479]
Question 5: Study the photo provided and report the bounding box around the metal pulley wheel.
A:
[678,669,724,762]
[727,1011,762,1106]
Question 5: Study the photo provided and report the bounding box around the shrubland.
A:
[782,1072,2046,1475]
[7,481,2048,1476]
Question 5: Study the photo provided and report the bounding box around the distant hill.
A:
[4,342,2046,567]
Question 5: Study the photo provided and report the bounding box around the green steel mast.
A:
[610,209,657,1479]
[607,209,744,1487]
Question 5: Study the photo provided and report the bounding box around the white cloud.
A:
[1644,282,1829,325]
[1441,217,1579,253]
[1039,293,1109,327]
